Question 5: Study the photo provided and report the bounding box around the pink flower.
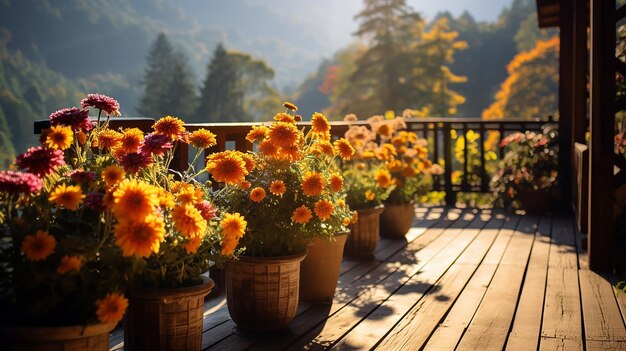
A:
[118,152,153,174]
[139,133,173,156]
[0,171,42,194]
[49,107,94,131]
[81,94,120,116]
[194,201,217,221]
[15,147,65,177]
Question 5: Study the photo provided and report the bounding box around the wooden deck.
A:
[109,207,626,350]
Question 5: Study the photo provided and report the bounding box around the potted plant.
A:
[341,114,396,259]
[211,104,355,328]
[490,128,559,213]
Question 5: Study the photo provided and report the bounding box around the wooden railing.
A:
[34,116,552,205]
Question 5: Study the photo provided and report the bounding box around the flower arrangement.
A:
[0,94,239,327]
[211,104,355,257]
[490,128,559,208]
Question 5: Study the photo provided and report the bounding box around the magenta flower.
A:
[81,94,120,116]
[84,193,105,212]
[49,107,94,131]
[194,201,217,221]
[0,171,43,194]
[139,133,173,156]
[15,147,65,177]
[67,170,96,184]
[118,152,153,174]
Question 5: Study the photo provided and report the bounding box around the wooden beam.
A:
[559,0,574,210]
[572,0,588,144]
[588,0,615,272]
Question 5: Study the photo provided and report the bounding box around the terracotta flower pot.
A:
[345,205,385,260]
[0,322,116,351]
[226,252,307,331]
[124,276,215,351]
[380,202,415,239]
[517,188,551,214]
[300,232,348,304]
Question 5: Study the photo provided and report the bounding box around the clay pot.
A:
[124,276,215,351]
[517,188,551,213]
[226,252,307,331]
[345,205,385,260]
[300,232,348,304]
[380,202,415,239]
[1,322,116,351]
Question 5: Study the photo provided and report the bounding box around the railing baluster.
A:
[480,123,487,192]
[463,123,469,192]
[443,123,454,205]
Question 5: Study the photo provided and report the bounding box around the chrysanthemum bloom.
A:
[95,293,128,325]
[283,101,298,111]
[329,173,343,192]
[139,133,173,156]
[274,113,296,124]
[76,130,87,145]
[118,152,153,174]
[112,179,159,221]
[343,217,351,226]
[365,190,376,201]
[245,126,268,143]
[57,255,82,274]
[188,129,217,149]
[344,114,358,122]
[269,180,286,196]
[292,205,312,224]
[334,139,355,160]
[94,129,122,150]
[317,141,335,157]
[16,147,65,176]
[114,214,165,257]
[375,169,395,188]
[101,165,125,188]
[172,203,207,238]
[21,230,56,261]
[239,181,252,190]
[205,152,248,185]
[295,115,302,122]
[401,166,418,177]
[240,153,255,173]
[338,200,346,208]
[158,188,176,209]
[220,212,247,255]
[49,107,94,131]
[44,125,74,150]
[84,193,105,212]
[351,211,359,223]
[195,200,217,221]
[301,172,325,196]
[82,93,120,116]
[387,160,403,172]
[311,112,330,134]
[374,122,393,138]
[68,170,96,184]
[153,116,186,140]
[119,128,144,153]
[184,236,202,254]
[175,187,196,204]
[277,144,302,162]
[49,184,85,210]
[249,187,266,203]
[259,139,279,157]
[268,122,300,148]
[0,171,42,194]
[314,200,334,221]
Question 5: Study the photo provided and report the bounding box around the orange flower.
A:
[246,126,268,143]
[269,180,286,196]
[314,200,334,221]
[277,144,302,161]
[283,101,298,111]
[365,190,376,201]
[268,122,300,148]
[101,165,125,187]
[343,218,351,226]
[250,187,266,203]
[45,125,74,150]
[119,128,144,153]
[329,173,343,192]
[21,230,56,261]
[76,130,87,145]
[317,141,335,156]
[205,151,249,185]
[184,236,202,254]
[96,293,128,325]
[153,116,186,140]
[172,203,207,238]
[49,184,85,210]
[274,113,296,124]
[57,255,82,274]
[292,205,313,224]
[311,112,330,133]
[334,139,355,160]
[111,179,159,221]
[239,181,252,190]
[188,129,217,149]
[240,153,255,173]
[375,169,395,188]
[94,129,122,149]
[301,172,325,196]
[220,213,247,256]
[114,214,165,257]
[351,211,359,223]
[259,139,279,157]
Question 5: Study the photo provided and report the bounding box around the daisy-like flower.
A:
[68,170,96,184]
[172,203,207,238]
[259,139,279,157]
[269,180,286,196]
[317,141,335,157]
[220,212,247,256]
[0,171,42,194]
[351,211,359,223]
[334,139,355,160]
[119,128,144,153]
[94,129,122,150]
[239,181,252,190]
[249,187,266,203]
[118,152,153,174]
[314,200,334,221]
[365,190,376,201]
[276,144,302,162]
[205,151,249,185]
[101,165,125,187]
[76,130,87,145]
[21,230,56,261]
[375,169,395,188]
[188,129,217,149]
[114,214,165,257]
[95,293,128,325]
[195,200,217,221]
[49,107,93,131]
[344,113,358,122]
[57,255,82,274]
[153,116,186,140]
[111,179,159,221]
[311,112,330,134]
[184,236,202,254]
[283,101,298,111]
[268,122,300,148]
[240,153,255,173]
[274,113,296,124]
[45,125,74,150]
[81,93,120,116]
[49,184,85,210]
[301,172,325,196]
[16,147,65,176]
[139,133,173,156]
[291,205,312,224]
[329,173,343,192]
[343,217,351,226]
[246,126,268,143]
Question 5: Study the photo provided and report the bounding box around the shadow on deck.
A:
[109,207,626,350]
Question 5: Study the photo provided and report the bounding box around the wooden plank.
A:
[549,216,578,269]
[506,216,553,350]
[540,268,582,341]
[586,340,626,351]
[579,270,626,341]
[539,337,583,350]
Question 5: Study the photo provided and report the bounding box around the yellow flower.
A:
[188,129,217,149]
[246,126,268,143]
[76,130,87,145]
[21,230,56,261]
[220,213,247,256]
[365,190,376,201]
[57,255,82,274]
[329,173,343,192]
[338,199,346,208]
[153,115,186,140]
[269,180,286,196]
[184,236,202,254]
[343,218,351,226]
[101,165,125,187]
[96,293,128,325]
[119,128,144,153]
[268,122,300,148]
[317,141,335,156]
[292,205,313,224]
[240,153,255,173]
[283,101,298,111]
[49,184,85,210]
[311,112,330,133]
[375,169,395,188]
[314,200,334,221]
[112,179,159,221]
[158,188,176,208]
[277,144,302,161]
[351,211,359,223]
[250,187,266,203]
[114,214,165,257]
[94,129,122,149]
[206,151,249,185]
[274,113,296,124]
[259,139,279,157]
[334,139,355,160]
[301,172,325,196]
[45,125,74,150]
[172,203,207,238]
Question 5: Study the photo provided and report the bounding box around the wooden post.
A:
[443,123,455,206]
[588,0,615,272]
[559,0,574,210]
[572,0,588,145]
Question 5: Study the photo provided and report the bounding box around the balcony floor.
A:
[109,207,626,350]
